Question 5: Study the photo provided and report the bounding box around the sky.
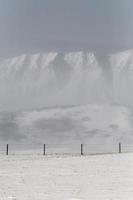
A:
[0,0,133,58]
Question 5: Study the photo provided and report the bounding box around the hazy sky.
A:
[0,0,133,58]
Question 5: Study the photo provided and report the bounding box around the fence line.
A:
[0,143,126,156]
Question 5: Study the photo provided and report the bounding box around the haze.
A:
[0,0,133,58]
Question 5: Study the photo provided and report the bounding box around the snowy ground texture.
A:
[1,153,133,200]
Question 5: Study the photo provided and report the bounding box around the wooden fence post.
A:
[6,144,9,155]
[119,143,122,153]
[43,144,45,155]
[81,144,83,155]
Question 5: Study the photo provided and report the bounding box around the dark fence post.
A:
[119,143,122,153]
[6,144,9,155]
[81,144,83,155]
[43,144,45,155]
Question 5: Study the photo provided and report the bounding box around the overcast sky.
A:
[0,0,133,58]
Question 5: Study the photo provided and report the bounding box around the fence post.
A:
[6,144,9,155]
[119,143,122,153]
[43,144,45,155]
[81,144,83,155]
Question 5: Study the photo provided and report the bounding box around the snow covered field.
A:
[0,153,133,200]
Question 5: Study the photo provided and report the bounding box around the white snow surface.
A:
[0,153,133,200]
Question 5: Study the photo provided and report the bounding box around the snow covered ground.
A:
[0,153,133,200]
